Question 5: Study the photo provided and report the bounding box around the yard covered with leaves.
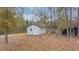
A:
[0,33,79,51]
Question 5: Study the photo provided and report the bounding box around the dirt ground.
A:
[0,33,79,51]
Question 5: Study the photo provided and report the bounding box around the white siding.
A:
[27,25,46,35]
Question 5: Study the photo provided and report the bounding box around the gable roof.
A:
[31,22,46,28]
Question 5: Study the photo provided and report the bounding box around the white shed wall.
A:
[27,25,46,35]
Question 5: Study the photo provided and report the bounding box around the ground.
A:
[0,33,79,51]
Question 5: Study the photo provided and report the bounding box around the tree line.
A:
[32,7,79,37]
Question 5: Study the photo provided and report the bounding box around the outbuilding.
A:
[62,20,78,36]
[27,24,46,35]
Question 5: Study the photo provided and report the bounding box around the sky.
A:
[22,7,37,21]
[22,7,78,21]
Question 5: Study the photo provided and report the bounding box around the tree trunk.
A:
[70,8,72,37]
[57,10,61,35]
[65,8,69,36]
[5,31,8,44]
[78,7,79,37]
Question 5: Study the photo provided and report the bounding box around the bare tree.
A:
[64,7,69,36]
[33,8,49,35]
[48,7,53,22]
[78,7,79,37]
[56,7,63,35]
[47,7,56,32]
[69,7,72,37]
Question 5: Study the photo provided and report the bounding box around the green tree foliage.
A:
[0,8,17,43]
[14,18,31,33]
[0,7,32,43]
[37,19,48,27]
[58,16,66,30]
